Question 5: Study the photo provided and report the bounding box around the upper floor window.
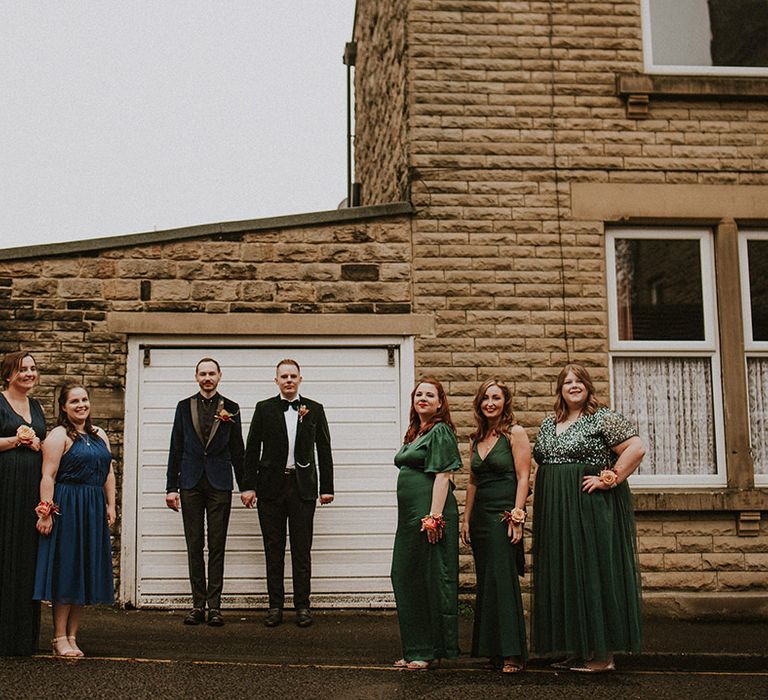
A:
[607,228,726,487]
[641,0,768,76]
[740,231,768,483]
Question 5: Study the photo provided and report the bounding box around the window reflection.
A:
[747,239,768,341]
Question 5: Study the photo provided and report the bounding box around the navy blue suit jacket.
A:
[166,393,245,493]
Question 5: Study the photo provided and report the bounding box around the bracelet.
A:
[598,469,618,488]
[501,507,526,525]
[420,513,446,532]
[35,500,60,518]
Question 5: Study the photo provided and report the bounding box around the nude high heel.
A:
[52,636,80,658]
[67,636,85,657]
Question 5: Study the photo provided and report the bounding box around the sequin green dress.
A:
[468,437,527,661]
[391,422,461,662]
[531,407,642,658]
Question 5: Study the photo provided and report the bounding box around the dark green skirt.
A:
[531,462,642,658]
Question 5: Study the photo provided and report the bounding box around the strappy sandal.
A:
[501,660,524,674]
[405,659,433,670]
[52,637,79,658]
[393,658,408,668]
[67,636,85,657]
[570,660,616,673]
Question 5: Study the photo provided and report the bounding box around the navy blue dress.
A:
[34,433,114,605]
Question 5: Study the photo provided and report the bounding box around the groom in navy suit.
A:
[166,357,245,627]
[241,358,334,628]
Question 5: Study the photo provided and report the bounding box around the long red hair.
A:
[403,378,456,444]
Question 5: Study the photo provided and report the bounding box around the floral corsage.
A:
[420,513,446,532]
[500,507,526,526]
[16,424,36,445]
[35,500,60,519]
[298,404,309,423]
[598,469,618,488]
[215,400,239,422]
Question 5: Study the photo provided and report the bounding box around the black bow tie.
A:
[281,399,300,412]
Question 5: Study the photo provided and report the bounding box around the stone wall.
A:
[354,0,410,205]
[355,0,768,611]
[0,211,413,594]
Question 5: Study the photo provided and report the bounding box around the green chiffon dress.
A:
[391,421,461,662]
[468,437,527,661]
[531,407,642,659]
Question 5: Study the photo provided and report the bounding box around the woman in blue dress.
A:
[34,384,115,657]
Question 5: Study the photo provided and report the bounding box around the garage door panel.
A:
[134,343,404,607]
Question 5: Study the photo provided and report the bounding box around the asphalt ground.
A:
[1,608,766,699]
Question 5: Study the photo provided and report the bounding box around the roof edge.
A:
[0,202,414,261]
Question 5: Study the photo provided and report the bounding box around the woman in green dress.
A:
[391,378,461,670]
[461,379,530,673]
[532,363,646,673]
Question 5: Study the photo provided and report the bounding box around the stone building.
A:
[1,0,767,617]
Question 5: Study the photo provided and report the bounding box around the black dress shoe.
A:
[183,608,205,625]
[296,608,313,628]
[264,608,283,627]
[207,609,224,627]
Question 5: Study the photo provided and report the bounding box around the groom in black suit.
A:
[241,358,334,628]
[166,357,245,627]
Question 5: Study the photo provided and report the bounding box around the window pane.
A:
[648,0,768,68]
[747,239,768,342]
[747,357,768,475]
[613,356,717,476]
[614,238,704,341]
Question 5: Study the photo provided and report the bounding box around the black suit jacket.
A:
[166,394,245,492]
[243,395,333,501]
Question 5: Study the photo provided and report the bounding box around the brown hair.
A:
[403,378,456,444]
[470,378,516,443]
[554,363,602,422]
[195,357,221,373]
[1,351,36,389]
[57,383,98,442]
[275,358,301,374]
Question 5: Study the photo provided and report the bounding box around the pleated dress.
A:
[0,394,46,656]
[391,421,462,662]
[469,437,527,661]
[531,407,642,659]
[34,433,114,605]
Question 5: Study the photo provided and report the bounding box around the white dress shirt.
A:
[281,394,299,470]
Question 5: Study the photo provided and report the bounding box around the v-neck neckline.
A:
[475,435,502,462]
[0,391,32,424]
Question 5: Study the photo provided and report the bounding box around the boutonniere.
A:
[214,399,239,422]
[298,404,309,423]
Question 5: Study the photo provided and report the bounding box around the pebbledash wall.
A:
[2,0,768,618]
[351,0,768,618]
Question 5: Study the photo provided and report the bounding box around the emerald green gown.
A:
[391,422,461,662]
[469,437,527,661]
[532,407,642,658]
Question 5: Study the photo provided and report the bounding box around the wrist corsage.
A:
[598,469,618,488]
[501,507,526,525]
[16,424,36,445]
[420,513,446,532]
[35,500,60,519]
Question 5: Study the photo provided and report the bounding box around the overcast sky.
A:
[1,1,357,249]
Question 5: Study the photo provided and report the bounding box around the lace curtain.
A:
[747,357,768,475]
[612,356,717,476]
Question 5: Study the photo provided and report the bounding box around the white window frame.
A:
[739,230,768,485]
[606,228,727,488]
[641,0,768,77]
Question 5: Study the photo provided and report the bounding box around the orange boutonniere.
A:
[214,400,239,422]
[298,404,309,423]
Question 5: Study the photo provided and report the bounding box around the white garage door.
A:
[129,342,406,608]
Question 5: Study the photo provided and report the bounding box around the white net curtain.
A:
[613,356,717,476]
[747,357,768,475]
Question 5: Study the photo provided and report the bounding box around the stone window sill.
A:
[616,73,768,118]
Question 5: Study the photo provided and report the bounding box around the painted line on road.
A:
[32,654,768,676]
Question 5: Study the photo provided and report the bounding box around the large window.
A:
[740,231,768,484]
[607,229,726,487]
[641,0,768,76]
